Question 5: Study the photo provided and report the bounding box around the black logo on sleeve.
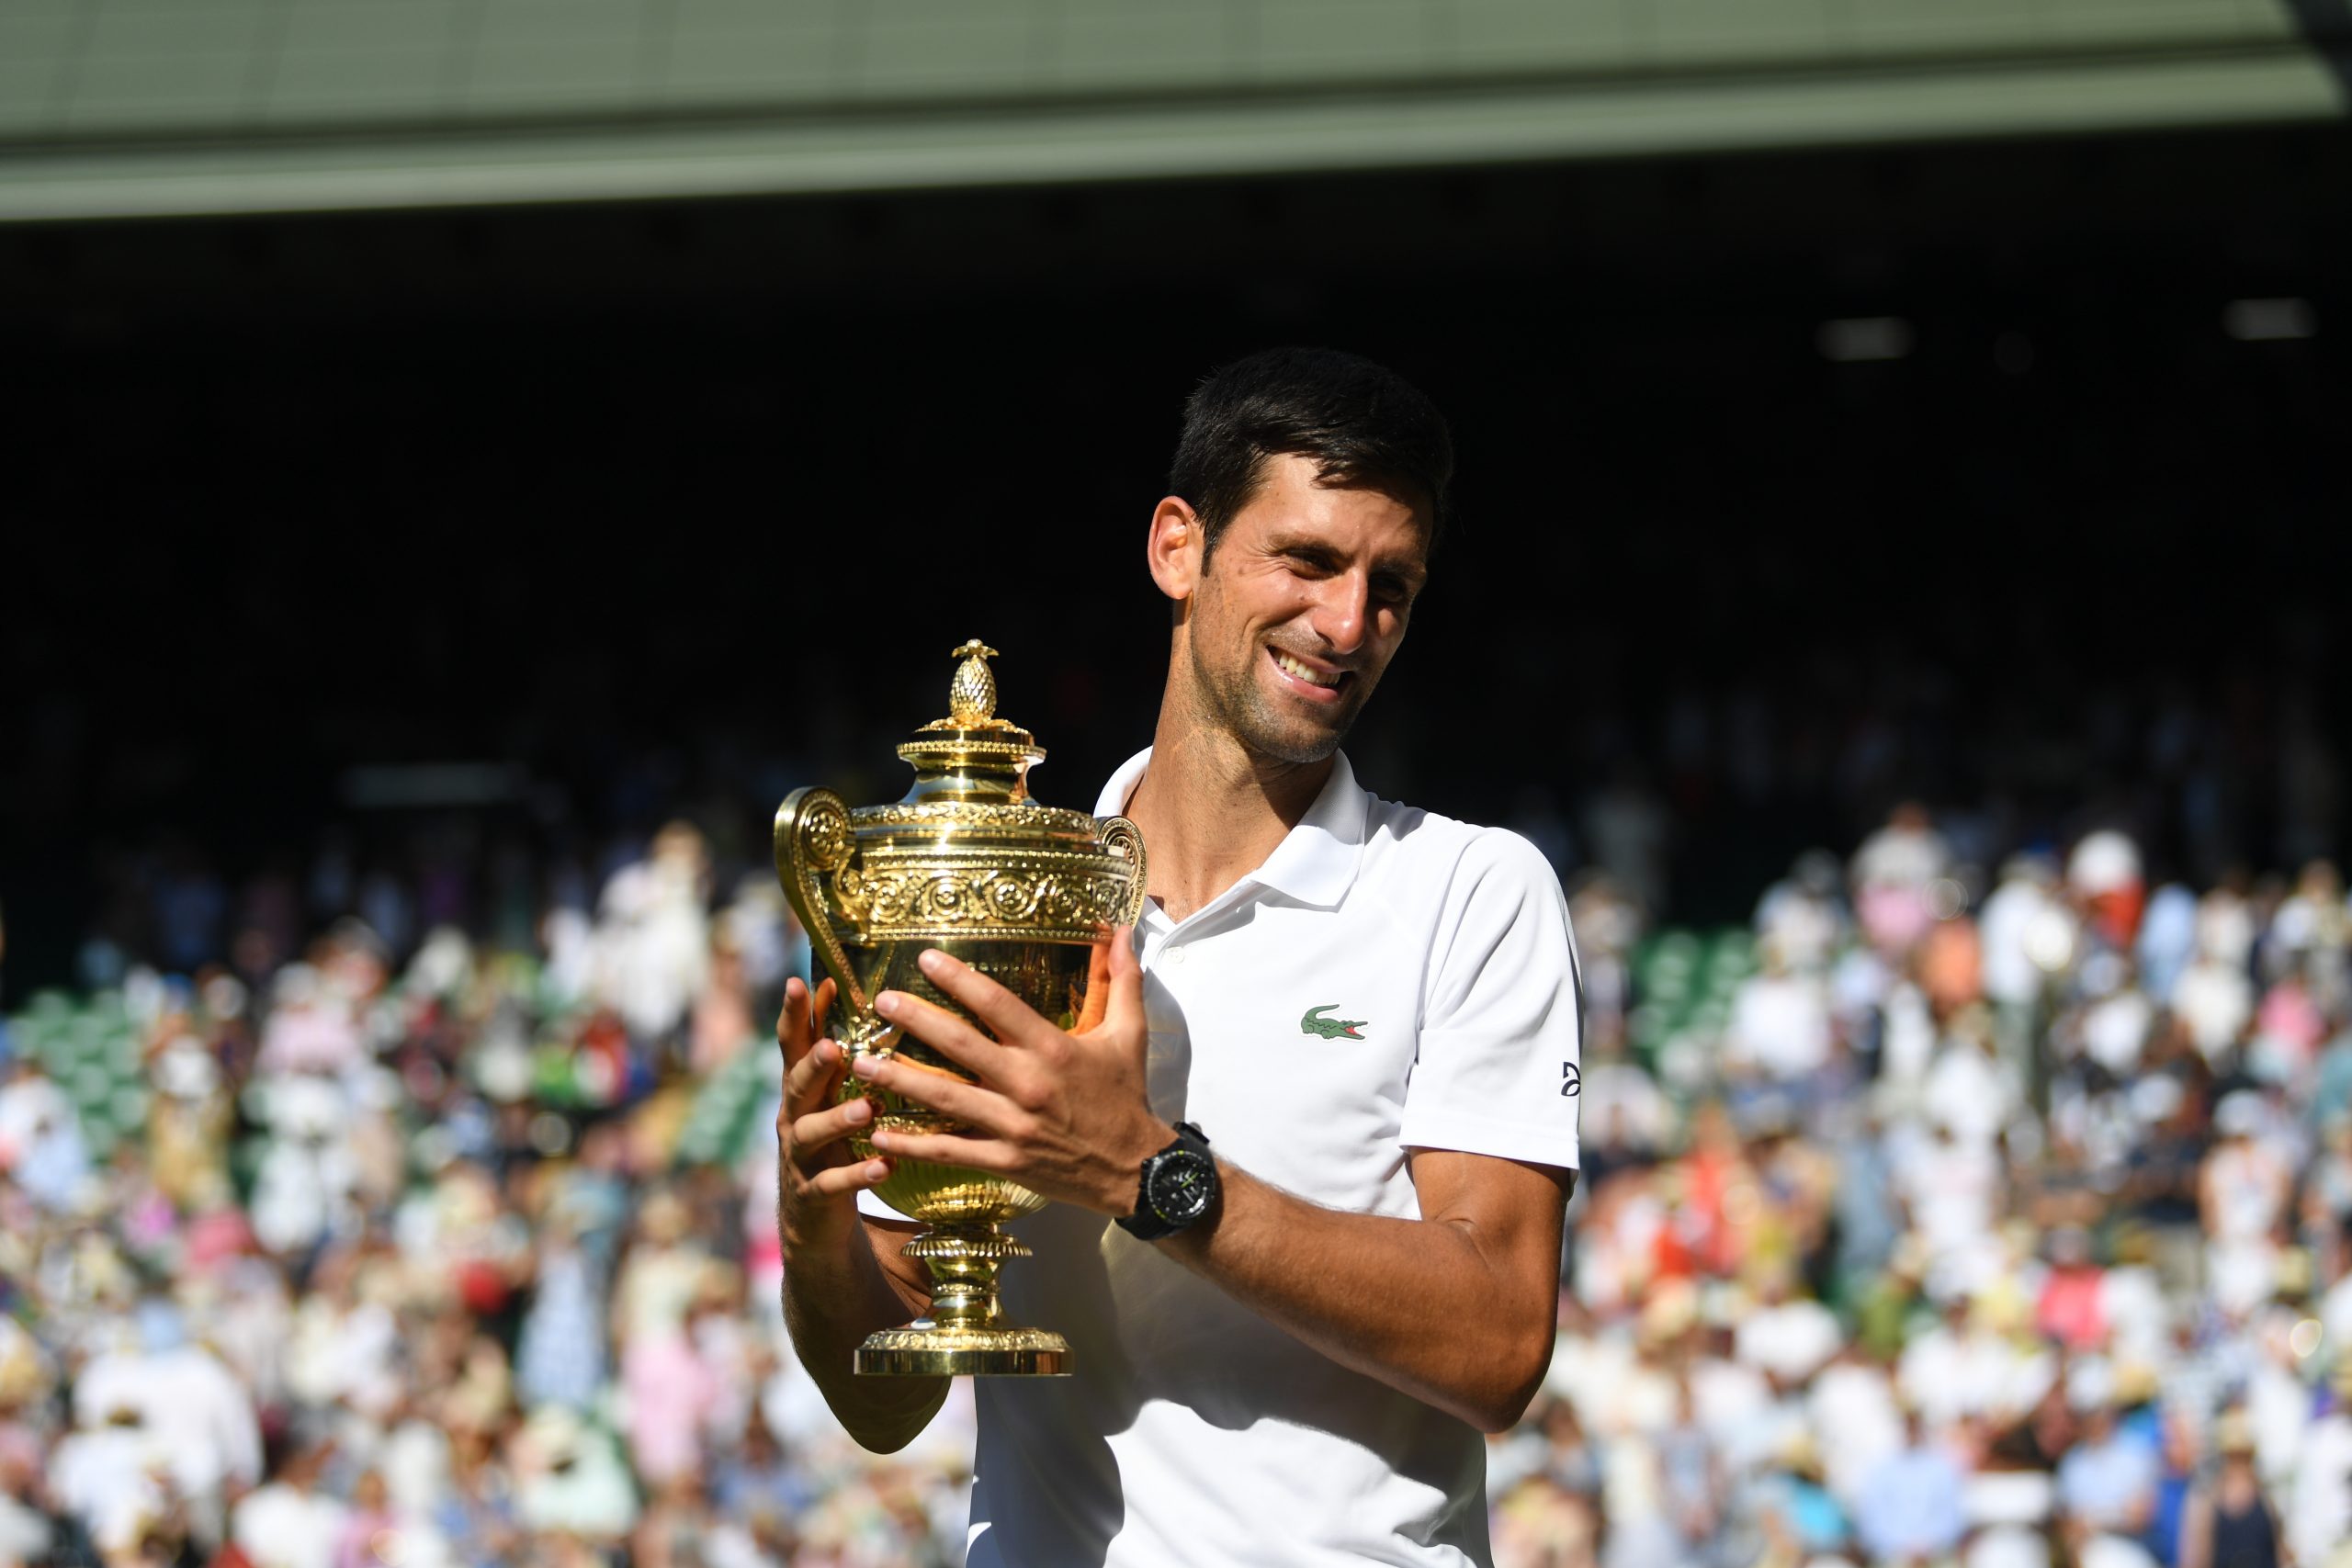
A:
[1561,1063,1580,1097]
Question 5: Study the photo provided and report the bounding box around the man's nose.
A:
[1311,571,1373,653]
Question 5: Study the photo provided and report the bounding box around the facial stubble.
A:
[1182,573,1378,767]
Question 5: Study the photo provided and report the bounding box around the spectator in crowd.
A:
[2178,1414,2281,1568]
[1854,1405,1968,1562]
[2058,1362,2160,1540]
[0,1055,88,1212]
[1850,801,1950,957]
[1724,940,1832,1091]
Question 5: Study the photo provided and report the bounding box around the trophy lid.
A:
[896,640,1046,802]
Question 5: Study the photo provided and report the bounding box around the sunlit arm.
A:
[1161,1148,1571,1434]
[778,1212,948,1453]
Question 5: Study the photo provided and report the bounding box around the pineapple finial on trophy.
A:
[948,639,1001,727]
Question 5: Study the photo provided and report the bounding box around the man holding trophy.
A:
[775,347,1583,1565]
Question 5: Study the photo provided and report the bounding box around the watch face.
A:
[1147,1149,1216,1224]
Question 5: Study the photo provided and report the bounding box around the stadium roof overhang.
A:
[2,0,2345,223]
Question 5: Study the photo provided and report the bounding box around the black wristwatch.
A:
[1115,1122,1219,1241]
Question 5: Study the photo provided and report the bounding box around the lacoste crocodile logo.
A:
[1300,1004,1367,1040]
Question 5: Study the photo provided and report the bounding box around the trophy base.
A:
[855,1322,1072,1377]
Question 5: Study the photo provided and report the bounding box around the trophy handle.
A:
[1098,815,1148,926]
[775,786,899,1052]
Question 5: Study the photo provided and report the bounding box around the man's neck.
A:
[1123,683,1334,926]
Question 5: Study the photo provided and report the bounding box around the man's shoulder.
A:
[1359,789,1560,896]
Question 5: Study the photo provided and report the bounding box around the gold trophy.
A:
[774,640,1147,1376]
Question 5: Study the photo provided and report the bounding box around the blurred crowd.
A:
[0,824,975,1568]
[1,795,2350,1568]
[1504,815,2352,1568]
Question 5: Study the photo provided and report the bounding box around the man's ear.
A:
[1146,497,1204,604]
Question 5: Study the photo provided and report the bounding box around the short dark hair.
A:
[1169,347,1453,558]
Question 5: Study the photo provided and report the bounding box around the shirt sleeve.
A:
[1397,828,1583,1172]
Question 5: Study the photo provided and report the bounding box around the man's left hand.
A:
[855,927,1170,1217]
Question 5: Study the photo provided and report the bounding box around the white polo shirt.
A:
[963,748,1583,1568]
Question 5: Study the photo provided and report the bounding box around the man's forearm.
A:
[782,1218,950,1452]
[1159,1159,1564,1433]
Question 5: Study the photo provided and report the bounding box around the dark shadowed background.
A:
[5,125,2348,988]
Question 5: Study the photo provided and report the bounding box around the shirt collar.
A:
[1093,747,1369,910]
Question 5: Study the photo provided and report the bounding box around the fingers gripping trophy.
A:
[774,641,1147,1376]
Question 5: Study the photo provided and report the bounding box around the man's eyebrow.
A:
[1261,530,1429,588]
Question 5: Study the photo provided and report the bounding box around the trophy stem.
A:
[914,1225,1018,1333]
[854,1224,1072,1377]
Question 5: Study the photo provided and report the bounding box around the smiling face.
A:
[1155,452,1430,766]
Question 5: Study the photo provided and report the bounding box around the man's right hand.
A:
[776,975,893,1247]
